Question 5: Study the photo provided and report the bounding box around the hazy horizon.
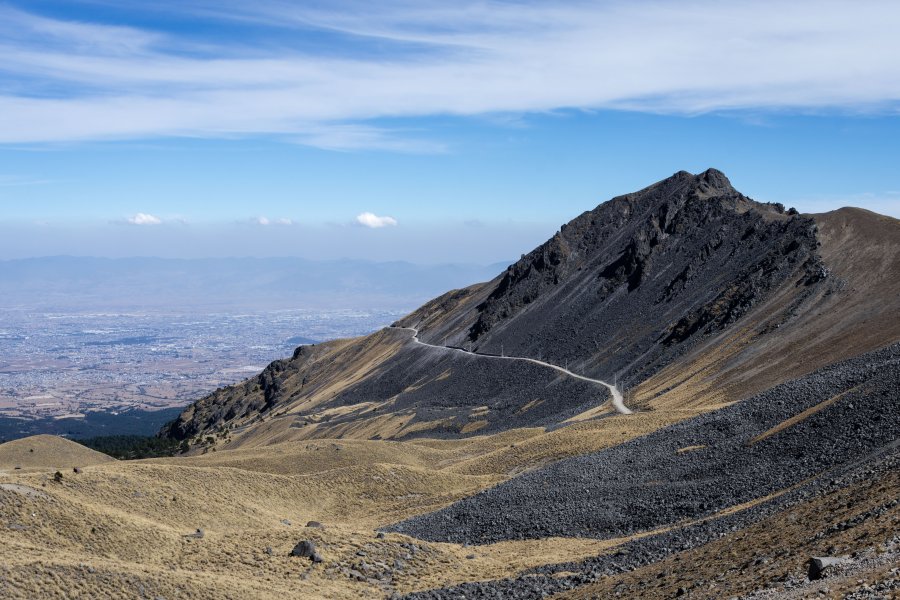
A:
[0,255,508,312]
[2,190,897,263]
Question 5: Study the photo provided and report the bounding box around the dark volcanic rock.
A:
[291,540,321,563]
[161,169,837,442]
[312,333,610,438]
[400,436,900,600]
[159,343,324,441]
[387,343,900,545]
[808,556,843,580]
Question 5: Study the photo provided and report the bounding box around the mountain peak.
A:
[408,168,824,385]
[633,169,739,208]
[668,167,730,184]
[698,167,732,189]
[665,167,734,195]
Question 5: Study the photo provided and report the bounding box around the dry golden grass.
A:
[444,412,685,477]
[0,411,692,599]
[459,419,488,434]
[0,435,114,474]
[1,389,891,599]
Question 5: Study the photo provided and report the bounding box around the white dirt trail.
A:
[391,326,632,415]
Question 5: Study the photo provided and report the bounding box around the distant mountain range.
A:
[0,256,509,312]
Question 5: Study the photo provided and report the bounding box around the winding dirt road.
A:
[392,326,632,415]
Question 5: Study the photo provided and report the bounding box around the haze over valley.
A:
[0,258,500,439]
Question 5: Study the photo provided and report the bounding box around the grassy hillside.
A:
[0,435,115,473]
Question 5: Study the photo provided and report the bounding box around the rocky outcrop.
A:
[290,540,322,563]
[807,556,843,580]
[159,344,323,441]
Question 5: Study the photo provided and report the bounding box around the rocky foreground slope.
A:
[389,343,900,544]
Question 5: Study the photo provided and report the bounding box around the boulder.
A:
[291,540,322,563]
[808,556,842,580]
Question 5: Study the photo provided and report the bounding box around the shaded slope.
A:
[164,328,612,446]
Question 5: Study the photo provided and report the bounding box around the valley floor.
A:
[0,414,682,599]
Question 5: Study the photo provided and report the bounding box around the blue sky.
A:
[1,0,898,262]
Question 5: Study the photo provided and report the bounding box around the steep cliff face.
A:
[407,169,824,386]
[160,343,321,441]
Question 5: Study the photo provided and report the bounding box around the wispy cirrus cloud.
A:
[1,1,899,150]
[0,173,51,187]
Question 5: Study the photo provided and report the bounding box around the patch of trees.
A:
[79,435,187,460]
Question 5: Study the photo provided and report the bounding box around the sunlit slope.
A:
[630,205,900,411]
[402,173,900,414]
[0,435,114,473]
[6,376,891,600]
[0,417,688,599]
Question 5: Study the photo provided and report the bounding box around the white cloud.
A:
[356,212,397,228]
[126,212,162,225]
[293,124,447,153]
[256,216,293,225]
[0,2,899,147]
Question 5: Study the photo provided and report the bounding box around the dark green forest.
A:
[78,435,187,460]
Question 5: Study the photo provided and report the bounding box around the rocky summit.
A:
[407,168,824,388]
[2,169,898,599]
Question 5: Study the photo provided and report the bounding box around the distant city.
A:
[0,308,405,439]
[0,308,405,417]
[0,256,504,440]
